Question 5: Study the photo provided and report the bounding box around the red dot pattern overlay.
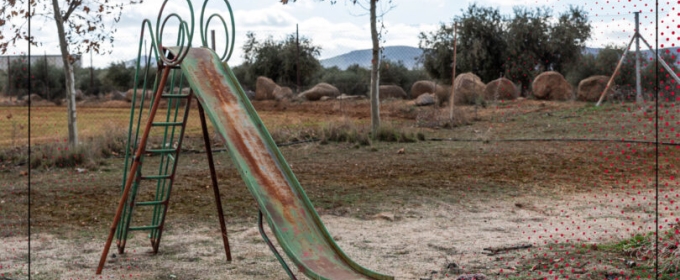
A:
[484,0,679,279]
[2,1,679,279]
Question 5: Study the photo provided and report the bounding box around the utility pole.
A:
[449,22,457,121]
[7,56,11,102]
[90,50,94,96]
[211,29,216,51]
[296,24,301,94]
[634,12,642,103]
[45,52,50,100]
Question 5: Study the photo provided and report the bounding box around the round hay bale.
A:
[273,86,294,101]
[75,89,84,101]
[532,71,574,101]
[433,85,452,107]
[110,91,126,101]
[577,75,611,102]
[28,93,43,102]
[125,89,155,102]
[379,85,408,99]
[410,80,435,99]
[410,80,449,101]
[255,76,278,101]
[453,72,485,105]
[298,83,340,101]
[484,78,518,101]
[414,93,435,106]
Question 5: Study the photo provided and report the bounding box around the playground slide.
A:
[169,47,393,280]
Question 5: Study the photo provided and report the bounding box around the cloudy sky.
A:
[13,0,677,68]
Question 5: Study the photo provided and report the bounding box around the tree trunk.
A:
[369,0,380,138]
[52,0,78,146]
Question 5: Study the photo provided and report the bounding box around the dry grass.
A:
[29,123,127,170]
[415,106,469,128]
[1,97,679,279]
[612,225,680,275]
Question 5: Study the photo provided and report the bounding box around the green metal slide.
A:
[169,46,393,280]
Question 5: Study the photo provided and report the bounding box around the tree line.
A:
[419,4,592,93]
[231,31,428,95]
[0,57,152,100]
[418,3,678,97]
[4,3,676,102]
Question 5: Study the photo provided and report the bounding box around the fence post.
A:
[7,56,11,102]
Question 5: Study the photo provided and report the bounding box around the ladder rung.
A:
[141,174,172,180]
[129,225,161,231]
[161,94,190,98]
[136,201,165,206]
[151,122,184,127]
[146,148,177,154]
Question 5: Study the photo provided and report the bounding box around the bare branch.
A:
[63,0,82,22]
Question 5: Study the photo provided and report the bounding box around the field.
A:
[1,98,679,279]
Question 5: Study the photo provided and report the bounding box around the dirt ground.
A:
[1,98,678,279]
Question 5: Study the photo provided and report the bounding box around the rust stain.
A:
[193,50,297,219]
[180,48,384,279]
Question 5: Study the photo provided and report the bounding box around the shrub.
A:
[102,61,135,92]
[30,124,126,169]
[320,64,370,96]
[321,118,371,146]
[374,124,418,143]
[380,59,430,93]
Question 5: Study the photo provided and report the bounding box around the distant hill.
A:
[583,47,601,56]
[320,46,423,70]
[125,55,157,68]
[321,46,680,71]
[124,45,677,70]
[583,47,679,64]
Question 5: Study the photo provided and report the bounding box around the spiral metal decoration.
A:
[200,0,236,62]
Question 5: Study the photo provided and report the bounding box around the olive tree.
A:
[1,0,139,146]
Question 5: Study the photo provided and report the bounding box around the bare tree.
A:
[1,0,139,146]
[281,0,394,138]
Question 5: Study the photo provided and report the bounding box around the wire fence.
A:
[1,1,680,278]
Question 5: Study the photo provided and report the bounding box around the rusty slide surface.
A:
[170,47,393,280]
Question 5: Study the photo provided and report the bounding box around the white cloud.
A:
[587,17,636,48]
[480,0,557,8]
[235,4,298,28]
[15,0,676,70]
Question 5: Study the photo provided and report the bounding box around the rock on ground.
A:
[273,86,294,101]
[255,76,278,101]
[410,80,450,103]
[484,78,518,101]
[532,71,573,101]
[298,83,341,101]
[414,93,436,106]
[453,72,485,105]
[577,75,611,102]
[379,85,408,99]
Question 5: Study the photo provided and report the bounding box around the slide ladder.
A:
[97,1,392,278]
[114,68,193,254]
[98,59,232,273]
